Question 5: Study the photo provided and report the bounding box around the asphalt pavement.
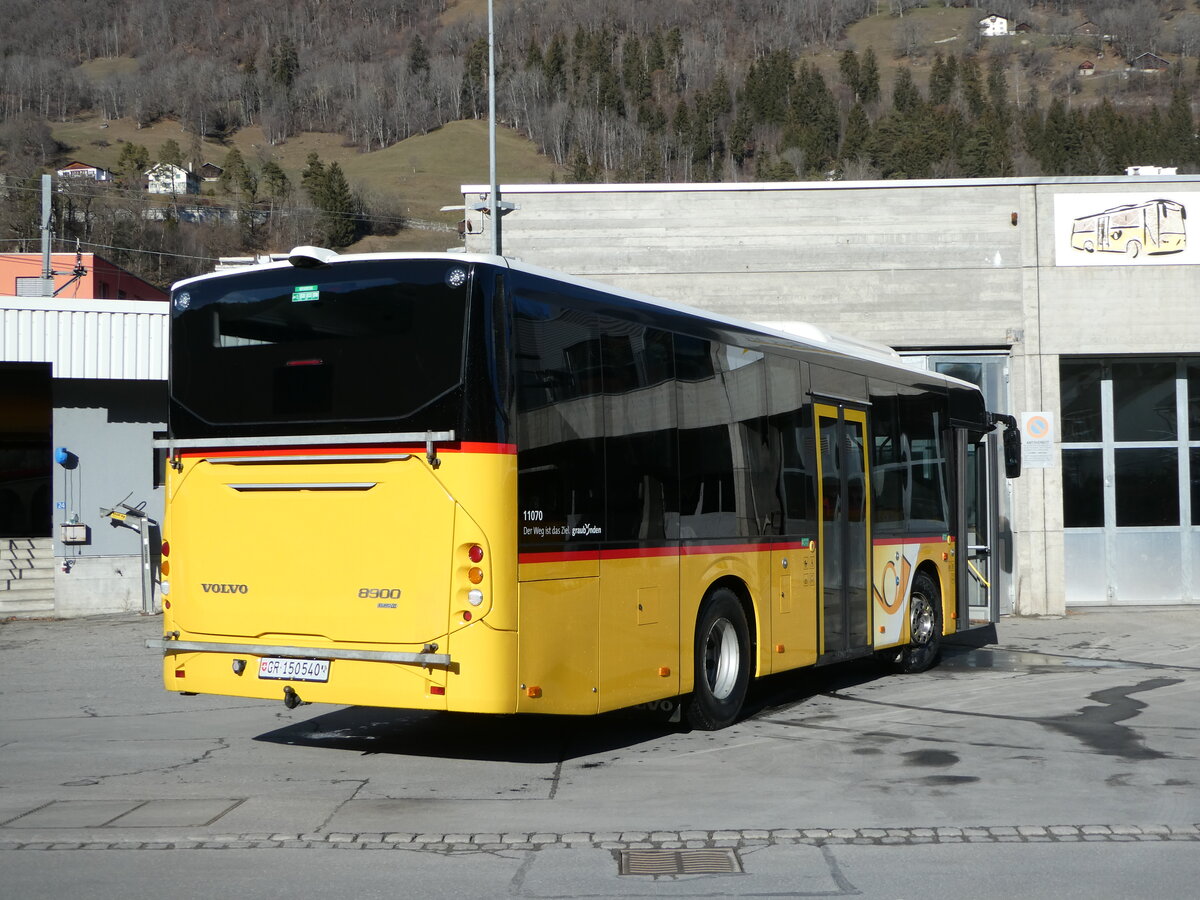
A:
[1,607,1198,898]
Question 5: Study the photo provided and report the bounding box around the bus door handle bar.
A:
[968,545,991,555]
[146,638,453,669]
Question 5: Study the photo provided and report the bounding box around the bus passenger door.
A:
[815,404,871,658]
[959,430,1000,627]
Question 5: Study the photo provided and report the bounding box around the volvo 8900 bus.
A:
[150,249,1019,729]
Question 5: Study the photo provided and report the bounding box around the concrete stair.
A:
[1,537,55,617]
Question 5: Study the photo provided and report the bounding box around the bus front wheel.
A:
[897,571,942,674]
[684,588,751,730]
[1126,240,1141,258]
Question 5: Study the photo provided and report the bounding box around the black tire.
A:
[684,587,752,730]
[1126,240,1141,259]
[896,570,943,674]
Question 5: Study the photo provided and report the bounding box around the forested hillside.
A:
[1,0,1198,285]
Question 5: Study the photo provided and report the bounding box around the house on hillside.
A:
[1078,60,1095,75]
[1014,22,1033,34]
[145,163,200,195]
[979,14,1009,37]
[1131,52,1170,72]
[55,161,112,182]
[198,162,223,182]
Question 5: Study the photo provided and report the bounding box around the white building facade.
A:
[462,175,1200,615]
[1,297,167,617]
[145,163,200,195]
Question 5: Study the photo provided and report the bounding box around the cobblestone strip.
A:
[0,824,1197,852]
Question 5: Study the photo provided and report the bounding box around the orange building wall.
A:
[0,253,167,301]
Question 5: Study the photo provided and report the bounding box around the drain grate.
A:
[619,848,743,876]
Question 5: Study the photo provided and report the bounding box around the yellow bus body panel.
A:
[160,446,520,713]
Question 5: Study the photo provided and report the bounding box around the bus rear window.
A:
[171,260,470,427]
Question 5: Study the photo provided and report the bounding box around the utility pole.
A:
[40,174,54,296]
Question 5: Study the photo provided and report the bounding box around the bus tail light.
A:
[468,544,484,563]
[468,567,484,584]
[467,590,484,606]
[161,540,170,557]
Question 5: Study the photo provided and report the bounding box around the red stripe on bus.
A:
[519,540,812,565]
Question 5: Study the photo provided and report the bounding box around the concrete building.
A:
[1,291,167,618]
[462,175,1200,615]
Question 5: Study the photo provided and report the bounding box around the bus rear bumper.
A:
[152,635,515,713]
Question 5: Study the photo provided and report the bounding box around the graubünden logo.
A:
[200,583,249,594]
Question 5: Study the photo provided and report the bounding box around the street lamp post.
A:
[488,0,501,256]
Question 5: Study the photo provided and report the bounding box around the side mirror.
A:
[1003,425,1022,479]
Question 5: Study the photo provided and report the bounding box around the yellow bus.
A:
[150,250,1019,729]
[1070,199,1186,258]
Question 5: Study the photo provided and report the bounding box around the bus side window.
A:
[766,356,816,538]
[899,392,950,532]
[869,386,904,531]
[604,327,678,544]
[513,294,606,546]
[677,336,739,539]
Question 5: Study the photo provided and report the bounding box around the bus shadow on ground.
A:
[254,705,687,763]
[254,655,912,761]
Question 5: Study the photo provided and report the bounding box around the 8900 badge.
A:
[358,588,402,600]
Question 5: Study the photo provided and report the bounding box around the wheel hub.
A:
[704,618,740,700]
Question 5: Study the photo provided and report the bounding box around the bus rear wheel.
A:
[896,571,942,674]
[684,588,751,730]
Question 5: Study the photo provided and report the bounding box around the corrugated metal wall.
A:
[0,298,168,380]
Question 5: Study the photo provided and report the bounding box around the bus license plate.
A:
[258,657,330,683]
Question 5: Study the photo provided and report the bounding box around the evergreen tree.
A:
[544,34,567,94]
[219,147,255,198]
[892,67,922,117]
[117,142,150,177]
[317,162,356,249]
[270,37,300,91]
[792,64,839,169]
[1164,88,1196,170]
[301,152,326,198]
[839,48,861,99]
[959,56,985,119]
[408,34,430,77]
[461,38,489,119]
[743,49,794,126]
[525,37,544,72]
[929,53,953,106]
[986,58,1011,132]
[260,160,290,200]
[646,32,665,74]
[569,147,594,182]
[158,138,185,168]
[730,105,753,166]
[859,47,880,104]
[1085,98,1128,174]
[841,101,870,161]
[622,35,650,102]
